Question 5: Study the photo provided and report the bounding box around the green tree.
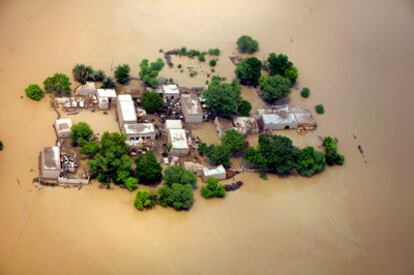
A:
[158,183,193,210]
[114,64,130,84]
[43,73,71,96]
[221,129,245,154]
[237,35,259,53]
[70,122,93,146]
[315,104,325,114]
[101,77,116,89]
[163,166,197,188]
[197,142,209,156]
[285,66,299,84]
[25,84,44,101]
[141,91,164,113]
[235,57,262,86]
[259,75,291,103]
[265,53,299,85]
[204,77,242,116]
[198,53,206,62]
[124,177,139,191]
[322,136,345,166]
[80,140,99,157]
[238,100,252,116]
[139,59,165,88]
[301,87,310,98]
[201,178,226,199]
[205,144,231,167]
[94,70,106,82]
[208,48,221,56]
[72,64,94,84]
[134,189,156,210]
[209,58,217,67]
[296,147,326,177]
[135,152,162,184]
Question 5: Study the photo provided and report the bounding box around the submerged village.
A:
[27,35,345,211]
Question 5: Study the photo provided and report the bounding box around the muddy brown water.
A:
[1,0,414,274]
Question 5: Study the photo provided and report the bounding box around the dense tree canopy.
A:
[43,73,71,96]
[204,77,242,117]
[139,58,165,88]
[101,77,116,89]
[163,166,197,188]
[79,140,99,157]
[322,136,345,166]
[237,35,259,53]
[204,144,231,168]
[135,152,162,184]
[114,64,130,84]
[72,64,94,84]
[94,70,106,82]
[25,84,44,101]
[141,91,164,113]
[265,53,299,84]
[235,57,262,86]
[221,129,245,154]
[201,178,226,199]
[158,183,194,210]
[296,147,326,177]
[238,100,252,117]
[134,189,156,210]
[70,122,93,146]
[259,75,291,103]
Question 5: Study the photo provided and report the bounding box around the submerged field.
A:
[0,0,413,274]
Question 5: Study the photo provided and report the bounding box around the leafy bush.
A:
[25,84,44,101]
[235,57,262,86]
[201,178,226,199]
[141,91,164,113]
[237,35,259,53]
[101,77,116,89]
[134,189,156,210]
[43,73,71,96]
[94,70,106,82]
[157,183,194,210]
[300,87,310,98]
[322,136,345,166]
[315,104,325,114]
[72,64,94,84]
[114,64,130,84]
[70,122,93,146]
[163,166,197,188]
[238,100,252,116]
[80,140,99,157]
[198,54,206,62]
[265,53,298,85]
[189,69,198,77]
[209,59,217,67]
[259,75,291,102]
[139,59,165,88]
[205,144,231,167]
[197,142,209,156]
[135,152,162,184]
[204,77,242,116]
[221,129,245,154]
[208,48,221,56]
[296,147,326,177]
[124,177,139,191]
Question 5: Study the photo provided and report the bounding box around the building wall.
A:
[125,132,155,141]
[183,113,203,123]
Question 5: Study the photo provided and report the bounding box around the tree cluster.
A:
[236,35,259,53]
[134,189,157,210]
[158,183,194,210]
[322,136,345,166]
[163,165,197,188]
[141,91,164,113]
[139,59,165,88]
[265,53,298,84]
[114,64,130,84]
[235,57,262,86]
[259,75,291,103]
[25,84,44,101]
[135,152,163,185]
[70,122,93,146]
[43,73,72,96]
[201,178,226,199]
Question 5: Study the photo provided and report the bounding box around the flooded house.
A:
[232,117,259,136]
[258,105,298,130]
[168,128,189,156]
[160,84,180,100]
[55,118,73,138]
[116,94,137,127]
[289,106,317,130]
[96,89,117,110]
[181,94,203,123]
[40,146,61,180]
[165,119,183,130]
[76,81,97,96]
[214,117,234,138]
[202,165,226,181]
[123,123,156,142]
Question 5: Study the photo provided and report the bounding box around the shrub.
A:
[177,64,182,69]
[43,73,71,96]
[80,140,99,157]
[25,84,44,101]
[300,87,310,98]
[139,59,165,88]
[101,77,116,89]
[315,104,325,114]
[259,75,291,102]
[235,57,262,86]
[72,64,94,84]
[157,183,193,210]
[114,64,130,84]
[208,48,221,56]
[237,35,259,53]
[197,142,209,156]
[265,53,298,85]
[134,189,156,210]
[238,100,252,116]
[70,122,93,146]
[135,152,162,184]
[201,178,226,199]
[198,54,206,62]
[94,70,106,82]
[322,136,345,166]
[189,69,198,77]
[209,59,217,67]
[124,177,139,191]
[163,166,197,188]
[296,147,326,177]
[221,129,245,154]
[141,91,164,113]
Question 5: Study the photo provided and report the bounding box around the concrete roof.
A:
[261,113,296,125]
[55,118,72,131]
[97,89,117,98]
[118,95,136,122]
[162,84,180,95]
[124,123,155,135]
[165,119,183,129]
[168,129,188,149]
[117,94,133,101]
[203,165,226,177]
[181,94,202,115]
[42,146,60,170]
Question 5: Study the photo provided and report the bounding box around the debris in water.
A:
[224,181,243,192]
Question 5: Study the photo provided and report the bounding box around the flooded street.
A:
[0,0,414,274]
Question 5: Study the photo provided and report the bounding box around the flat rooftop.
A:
[118,95,137,122]
[203,165,226,177]
[55,118,72,131]
[124,123,155,135]
[181,94,202,115]
[261,113,296,125]
[162,84,180,95]
[97,89,117,98]
[42,146,60,170]
[169,129,188,149]
[165,119,183,129]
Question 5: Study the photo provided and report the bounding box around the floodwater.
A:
[0,0,413,274]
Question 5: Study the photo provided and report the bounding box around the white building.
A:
[258,105,298,130]
[202,165,226,181]
[181,94,203,123]
[116,94,137,127]
[40,146,61,179]
[96,89,117,109]
[123,123,156,142]
[55,118,72,138]
[168,129,189,156]
[76,81,96,96]
[165,119,183,130]
[161,84,180,100]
